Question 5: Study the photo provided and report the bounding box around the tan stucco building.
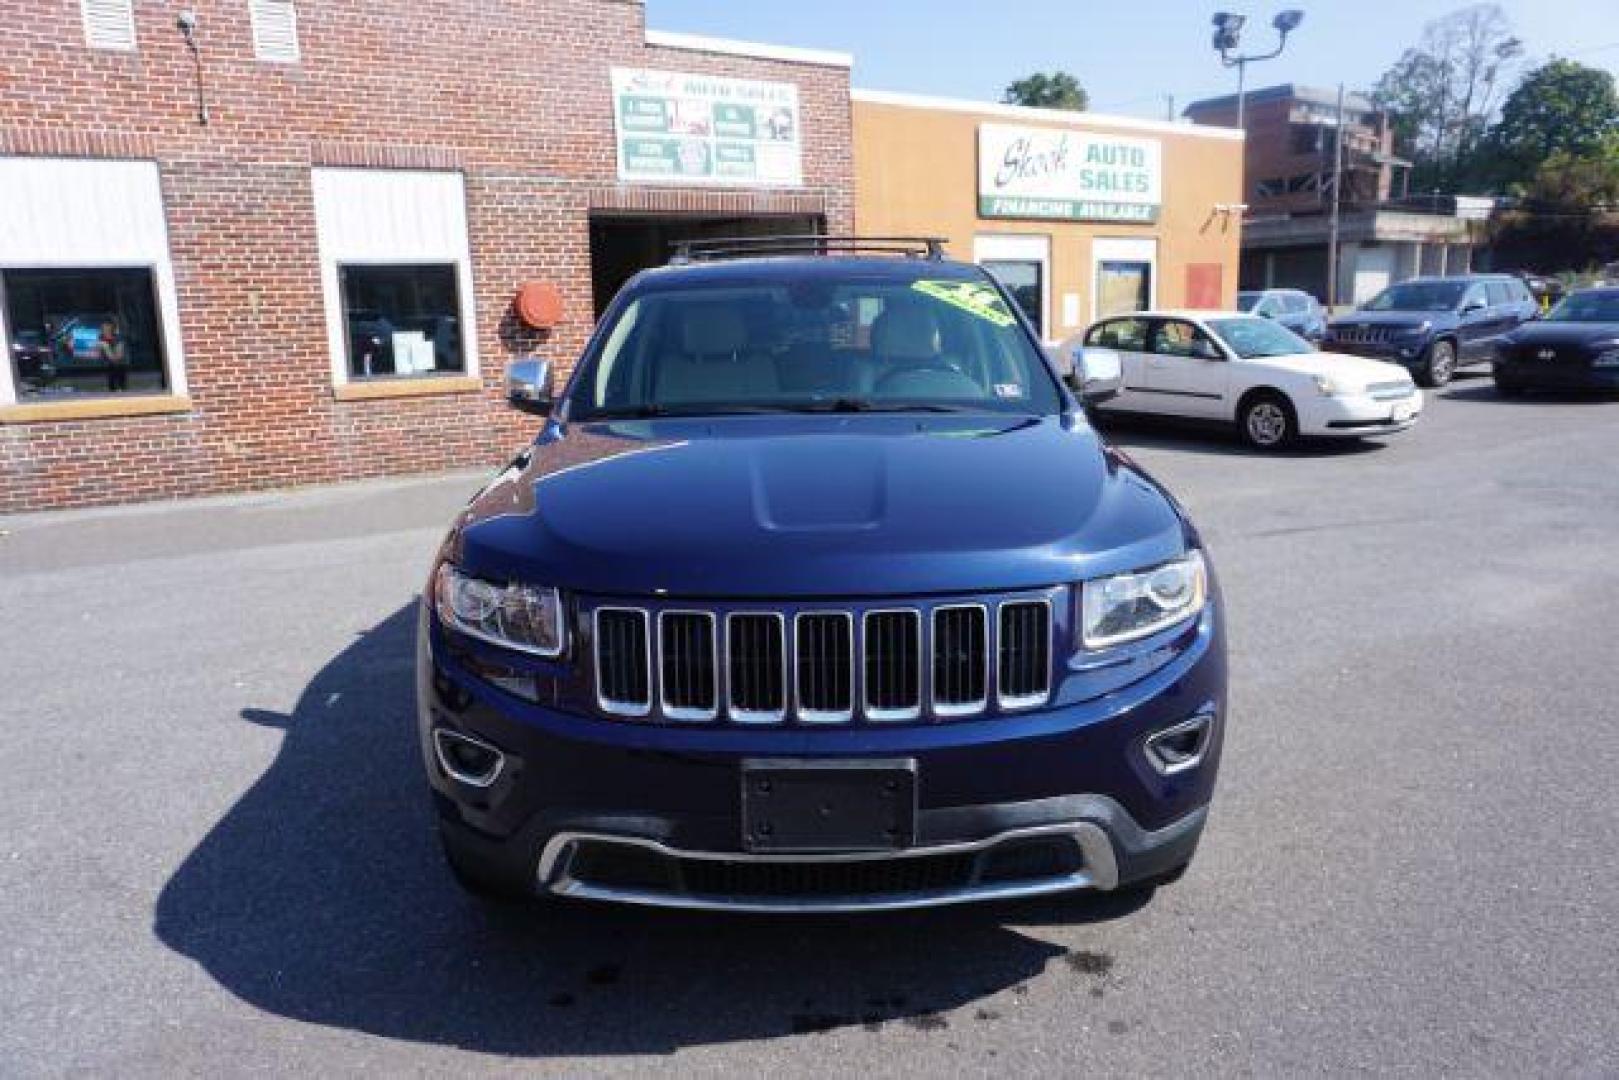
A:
[854,90,1245,342]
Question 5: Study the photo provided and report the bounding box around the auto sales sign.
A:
[977,123,1161,223]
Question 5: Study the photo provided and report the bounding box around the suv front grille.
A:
[588,594,1054,724]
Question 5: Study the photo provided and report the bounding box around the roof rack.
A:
[668,235,948,264]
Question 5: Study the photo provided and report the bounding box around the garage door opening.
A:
[589,214,822,316]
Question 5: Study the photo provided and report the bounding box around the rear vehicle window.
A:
[1283,294,1311,314]
[569,275,1063,419]
[1486,282,1515,306]
[1236,292,1261,312]
[1546,291,1619,322]
[1085,317,1150,350]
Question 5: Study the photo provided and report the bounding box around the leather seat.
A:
[870,305,981,399]
[657,306,780,404]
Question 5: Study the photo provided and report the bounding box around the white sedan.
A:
[1070,310,1423,450]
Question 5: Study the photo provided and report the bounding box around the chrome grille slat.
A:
[932,604,988,716]
[727,613,787,722]
[864,609,921,722]
[796,612,853,722]
[997,600,1052,709]
[595,608,651,717]
[658,611,717,721]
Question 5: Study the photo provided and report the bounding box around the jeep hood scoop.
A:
[452,414,1190,598]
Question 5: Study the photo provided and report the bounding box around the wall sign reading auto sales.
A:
[612,68,802,186]
[977,123,1162,223]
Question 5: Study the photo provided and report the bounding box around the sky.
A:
[646,0,1619,121]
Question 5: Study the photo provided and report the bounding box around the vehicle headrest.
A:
[871,305,941,361]
[680,307,748,358]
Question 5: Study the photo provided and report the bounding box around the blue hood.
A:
[450,414,1192,599]
[1331,310,1454,330]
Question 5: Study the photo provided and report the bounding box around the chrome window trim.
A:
[793,610,855,724]
[996,597,1053,710]
[725,611,789,724]
[931,602,990,718]
[862,607,923,722]
[593,606,653,718]
[656,609,718,722]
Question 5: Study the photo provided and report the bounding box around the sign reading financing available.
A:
[612,68,802,186]
[978,123,1161,223]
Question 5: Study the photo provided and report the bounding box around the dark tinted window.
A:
[1085,317,1149,350]
[1546,290,1619,322]
[340,264,463,379]
[1364,281,1467,312]
[3,267,166,399]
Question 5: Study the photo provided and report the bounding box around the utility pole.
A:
[1326,83,1345,311]
[1166,94,1176,122]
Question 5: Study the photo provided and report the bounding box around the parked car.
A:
[1323,274,1538,388]
[1493,286,1619,396]
[9,329,54,387]
[419,239,1227,912]
[1077,310,1421,450]
[1237,288,1326,342]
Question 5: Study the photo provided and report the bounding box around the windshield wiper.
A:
[784,399,978,414]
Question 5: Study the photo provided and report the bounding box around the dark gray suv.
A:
[1324,274,1539,387]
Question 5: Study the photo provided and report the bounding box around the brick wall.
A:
[0,0,854,511]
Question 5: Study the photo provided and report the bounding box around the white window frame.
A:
[310,168,480,389]
[81,0,137,51]
[1090,237,1159,324]
[249,0,301,63]
[974,234,1052,344]
[0,158,187,406]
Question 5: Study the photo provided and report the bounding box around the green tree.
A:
[1002,72,1089,112]
[1491,60,1619,182]
[1370,3,1523,188]
[1525,137,1619,209]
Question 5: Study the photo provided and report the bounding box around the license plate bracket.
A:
[741,759,917,853]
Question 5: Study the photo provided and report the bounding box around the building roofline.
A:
[644,29,853,69]
[852,88,1244,140]
[1183,83,1378,116]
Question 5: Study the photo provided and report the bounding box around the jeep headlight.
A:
[1080,551,1208,650]
[433,564,566,657]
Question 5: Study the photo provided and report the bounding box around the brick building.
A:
[1184,84,1485,306]
[0,0,853,511]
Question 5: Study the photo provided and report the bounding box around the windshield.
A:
[1236,292,1262,312]
[1363,282,1467,312]
[1208,316,1310,359]
[1545,291,1619,323]
[567,275,1064,420]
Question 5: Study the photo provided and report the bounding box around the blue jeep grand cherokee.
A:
[418,238,1226,912]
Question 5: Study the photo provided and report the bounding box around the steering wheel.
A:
[874,358,967,393]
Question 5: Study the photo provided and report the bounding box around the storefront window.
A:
[980,259,1045,338]
[339,264,464,379]
[1097,261,1152,320]
[3,267,167,399]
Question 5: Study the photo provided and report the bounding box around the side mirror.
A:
[506,357,554,415]
[1258,308,1276,319]
[1071,346,1123,404]
[1461,298,1487,315]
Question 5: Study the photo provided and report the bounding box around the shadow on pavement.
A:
[155,604,1146,1056]
[1094,414,1386,459]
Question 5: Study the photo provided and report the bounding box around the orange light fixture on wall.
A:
[514,281,564,330]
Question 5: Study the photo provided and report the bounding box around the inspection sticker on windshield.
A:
[994,383,1025,399]
[911,280,1017,327]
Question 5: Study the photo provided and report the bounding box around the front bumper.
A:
[1493,360,1619,391]
[1323,338,1430,366]
[419,597,1225,911]
[1299,390,1423,437]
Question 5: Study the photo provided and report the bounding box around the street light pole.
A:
[1327,82,1345,310]
[1212,10,1304,132]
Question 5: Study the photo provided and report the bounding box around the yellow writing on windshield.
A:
[911,280,1017,327]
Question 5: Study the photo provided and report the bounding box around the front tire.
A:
[1240,392,1297,451]
[1418,339,1458,387]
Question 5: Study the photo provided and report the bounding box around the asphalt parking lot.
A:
[3,373,1616,1076]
